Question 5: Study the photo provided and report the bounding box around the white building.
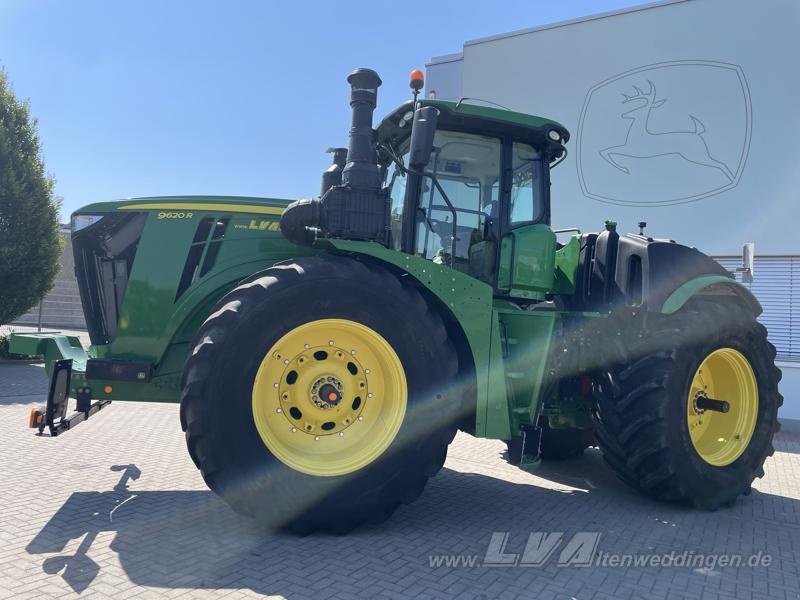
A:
[426,0,799,427]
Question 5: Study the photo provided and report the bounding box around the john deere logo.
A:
[576,61,752,206]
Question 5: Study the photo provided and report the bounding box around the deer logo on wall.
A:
[599,80,734,181]
[577,61,751,206]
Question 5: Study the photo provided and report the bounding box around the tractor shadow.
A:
[26,458,800,598]
[24,463,603,596]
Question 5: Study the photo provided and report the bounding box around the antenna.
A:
[455,97,512,111]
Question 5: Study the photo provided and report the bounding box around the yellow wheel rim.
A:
[686,347,758,467]
[252,318,407,477]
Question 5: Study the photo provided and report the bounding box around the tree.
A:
[0,68,62,326]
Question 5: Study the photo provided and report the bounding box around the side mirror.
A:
[408,106,439,168]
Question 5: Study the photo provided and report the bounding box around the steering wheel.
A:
[428,218,460,241]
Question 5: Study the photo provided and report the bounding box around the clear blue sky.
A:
[0,0,641,221]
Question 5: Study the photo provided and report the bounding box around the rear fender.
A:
[660,275,761,315]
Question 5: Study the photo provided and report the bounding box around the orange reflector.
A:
[28,408,43,428]
[328,392,337,401]
[104,385,113,394]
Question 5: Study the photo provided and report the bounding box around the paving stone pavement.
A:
[0,360,799,600]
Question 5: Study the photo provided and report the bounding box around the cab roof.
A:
[377,99,569,161]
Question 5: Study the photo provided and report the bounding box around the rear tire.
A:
[592,299,782,509]
[180,255,462,533]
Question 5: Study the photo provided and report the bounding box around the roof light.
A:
[398,110,415,128]
[548,130,561,142]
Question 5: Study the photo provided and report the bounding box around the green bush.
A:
[0,68,62,326]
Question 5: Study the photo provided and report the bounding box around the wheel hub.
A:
[275,345,366,436]
[692,391,707,415]
[312,378,343,410]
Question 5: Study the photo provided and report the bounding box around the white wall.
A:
[425,53,463,101]
[431,0,799,255]
[777,363,800,427]
[427,0,800,425]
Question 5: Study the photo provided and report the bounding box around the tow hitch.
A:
[28,359,111,436]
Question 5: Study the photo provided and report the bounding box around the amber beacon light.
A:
[409,69,424,101]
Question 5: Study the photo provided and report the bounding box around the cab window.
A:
[415,131,502,272]
[509,142,545,226]
[387,158,407,251]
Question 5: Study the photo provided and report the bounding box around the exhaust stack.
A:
[341,69,382,189]
[280,68,390,247]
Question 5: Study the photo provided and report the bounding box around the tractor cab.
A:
[280,69,572,301]
[280,68,571,301]
[377,99,569,299]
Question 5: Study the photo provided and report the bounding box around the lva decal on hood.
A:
[576,61,752,206]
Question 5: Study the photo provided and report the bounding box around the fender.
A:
[569,231,754,316]
[660,275,761,315]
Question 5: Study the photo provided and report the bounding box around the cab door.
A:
[496,142,556,300]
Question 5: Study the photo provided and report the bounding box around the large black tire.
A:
[593,298,782,509]
[506,418,594,463]
[179,255,463,534]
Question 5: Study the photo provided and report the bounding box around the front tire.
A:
[180,256,462,533]
[593,299,782,509]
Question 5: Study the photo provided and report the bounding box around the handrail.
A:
[379,143,459,266]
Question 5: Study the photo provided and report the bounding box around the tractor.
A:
[11,68,782,534]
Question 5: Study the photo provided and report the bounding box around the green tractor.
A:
[13,68,782,534]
